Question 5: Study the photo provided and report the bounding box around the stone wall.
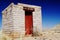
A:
[2,4,13,36]
[33,8,42,35]
[2,3,42,39]
[12,5,25,37]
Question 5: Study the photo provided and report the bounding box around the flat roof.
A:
[2,3,41,13]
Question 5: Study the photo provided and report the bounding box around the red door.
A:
[25,15,33,35]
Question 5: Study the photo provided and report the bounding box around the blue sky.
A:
[0,0,60,29]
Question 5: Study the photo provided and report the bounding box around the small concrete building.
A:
[2,3,42,39]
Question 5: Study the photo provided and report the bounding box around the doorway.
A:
[23,7,34,35]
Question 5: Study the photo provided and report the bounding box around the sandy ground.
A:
[0,25,60,40]
[0,30,60,40]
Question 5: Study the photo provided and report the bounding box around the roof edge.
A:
[18,3,41,8]
[2,3,14,13]
[2,3,41,13]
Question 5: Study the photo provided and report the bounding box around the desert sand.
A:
[0,24,60,40]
